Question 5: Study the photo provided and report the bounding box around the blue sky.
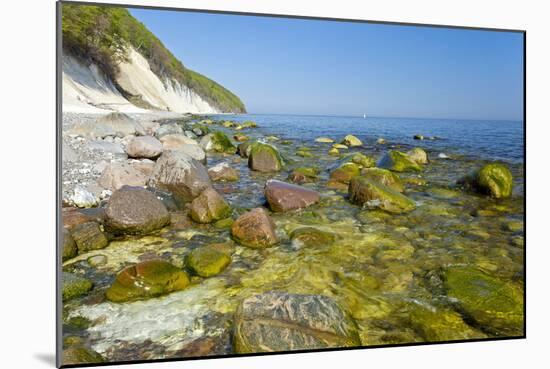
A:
[130,8,524,120]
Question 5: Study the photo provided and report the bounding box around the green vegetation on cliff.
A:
[61,3,246,113]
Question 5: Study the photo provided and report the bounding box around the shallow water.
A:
[63,114,524,362]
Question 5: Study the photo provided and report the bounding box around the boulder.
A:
[407,147,429,164]
[328,148,340,156]
[97,112,145,137]
[155,123,183,138]
[377,150,422,172]
[105,260,190,302]
[413,134,424,140]
[62,208,95,230]
[98,162,149,191]
[315,137,334,143]
[264,180,320,212]
[231,208,278,248]
[87,141,127,157]
[189,188,232,224]
[125,136,163,159]
[70,221,109,253]
[327,162,361,189]
[62,229,78,261]
[332,143,348,149]
[289,227,335,247]
[288,167,319,184]
[159,134,198,149]
[62,347,104,366]
[200,132,236,154]
[341,134,362,147]
[237,142,252,158]
[360,167,404,192]
[443,266,523,335]
[346,152,376,168]
[234,292,361,353]
[377,138,387,144]
[104,186,170,235]
[248,142,283,172]
[349,176,416,213]
[208,162,240,182]
[186,246,231,277]
[234,134,249,142]
[70,186,98,208]
[458,163,513,199]
[62,272,93,301]
[148,150,212,203]
[132,159,156,177]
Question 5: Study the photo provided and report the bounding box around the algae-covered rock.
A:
[346,152,376,168]
[62,272,93,301]
[360,167,404,192]
[328,162,361,189]
[231,208,278,248]
[105,186,170,235]
[409,304,486,342]
[341,134,362,147]
[62,346,105,365]
[458,163,513,199]
[377,150,422,172]
[234,134,249,142]
[332,143,348,150]
[186,246,231,277]
[349,176,416,213]
[264,179,320,212]
[234,292,361,353]
[189,188,231,224]
[328,148,340,156]
[70,221,109,253]
[237,142,252,158]
[248,142,283,172]
[406,147,429,164]
[443,266,524,335]
[200,131,236,154]
[106,260,190,302]
[289,227,336,246]
[315,137,334,143]
[288,167,319,184]
[62,229,77,261]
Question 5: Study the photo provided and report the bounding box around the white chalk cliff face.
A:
[62,46,220,114]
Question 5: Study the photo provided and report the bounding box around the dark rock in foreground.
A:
[234,292,361,353]
[105,186,170,235]
[106,260,190,302]
[264,180,320,212]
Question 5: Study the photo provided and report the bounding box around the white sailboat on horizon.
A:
[363,113,366,119]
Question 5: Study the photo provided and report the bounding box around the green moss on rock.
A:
[248,142,284,172]
[62,272,93,301]
[377,150,422,172]
[360,167,404,192]
[186,246,231,277]
[289,227,336,246]
[211,131,237,154]
[459,163,513,199]
[349,176,416,214]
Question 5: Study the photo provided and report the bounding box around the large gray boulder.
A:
[104,186,170,235]
[98,162,148,191]
[148,150,212,204]
[96,112,145,137]
[125,136,163,159]
[234,292,361,353]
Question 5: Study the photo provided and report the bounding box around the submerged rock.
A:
[328,162,361,189]
[289,227,335,246]
[231,208,278,248]
[186,246,232,277]
[346,152,376,168]
[189,188,231,224]
[349,176,416,213]
[443,266,523,336]
[98,162,148,192]
[148,150,212,203]
[377,150,422,172]
[288,167,319,184]
[208,162,239,182]
[264,180,320,212]
[70,221,109,253]
[248,142,283,172]
[315,137,334,143]
[458,162,513,199]
[328,147,340,156]
[105,186,170,235]
[360,167,404,192]
[234,292,361,353]
[413,134,424,140]
[409,304,486,342]
[62,272,93,301]
[341,134,362,147]
[406,147,429,164]
[106,260,190,303]
[62,347,105,365]
[125,136,163,159]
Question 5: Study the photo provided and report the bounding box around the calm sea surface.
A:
[211,114,524,163]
